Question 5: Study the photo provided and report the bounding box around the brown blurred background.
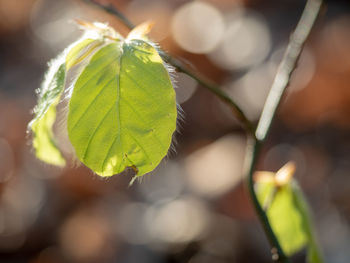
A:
[0,0,350,262]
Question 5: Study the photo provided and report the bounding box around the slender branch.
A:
[255,0,323,142]
[246,0,323,262]
[83,0,255,135]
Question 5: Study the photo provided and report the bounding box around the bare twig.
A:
[83,0,255,135]
[255,0,323,142]
[246,0,323,262]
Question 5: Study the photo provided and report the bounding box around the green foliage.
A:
[65,38,103,70]
[29,22,177,177]
[68,40,177,177]
[256,179,323,263]
[29,61,66,166]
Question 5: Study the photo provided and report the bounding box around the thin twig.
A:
[246,0,323,263]
[83,0,255,135]
[255,0,323,142]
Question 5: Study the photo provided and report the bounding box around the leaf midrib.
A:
[101,43,123,173]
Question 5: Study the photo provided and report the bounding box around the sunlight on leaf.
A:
[29,21,177,178]
[29,61,66,166]
[31,97,65,166]
[127,21,154,40]
[67,39,177,177]
[29,36,106,167]
[255,164,323,263]
[66,38,103,70]
[258,182,308,255]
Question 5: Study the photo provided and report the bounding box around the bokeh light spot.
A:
[172,2,225,54]
[185,135,246,198]
[209,10,271,70]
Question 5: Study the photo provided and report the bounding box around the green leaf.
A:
[292,183,324,263]
[31,97,65,166]
[256,180,323,263]
[29,36,106,166]
[67,40,177,177]
[66,38,103,70]
[29,60,66,166]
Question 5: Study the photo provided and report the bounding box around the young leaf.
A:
[29,21,177,178]
[29,61,66,166]
[256,178,323,263]
[67,39,177,177]
[29,36,105,166]
[66,38,103,70]
[292,183,324,263]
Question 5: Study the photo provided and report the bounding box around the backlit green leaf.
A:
[67,39,177,177]
[292,183,324,263]
[31,97,65,166]
[66,38,103,70]
[29,60,66,166]
[29,21,177,178]
[256,180,323,263]
[29,36,104,166]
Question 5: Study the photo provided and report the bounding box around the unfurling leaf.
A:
[28,60,66,166]
[255,163,323,263]
[28,21,177,178]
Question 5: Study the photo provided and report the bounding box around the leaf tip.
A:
[275,161,296,186]
[127,21,155,40]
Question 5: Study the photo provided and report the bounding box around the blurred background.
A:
[0,0,350,262]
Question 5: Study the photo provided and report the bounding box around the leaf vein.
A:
[70,77,115,130]
[82,104,116,160]
[121,97,165,149]
[128,53,169,86]
[125,130,152,165]
[101,131,120,174]
[75,57,114,91]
